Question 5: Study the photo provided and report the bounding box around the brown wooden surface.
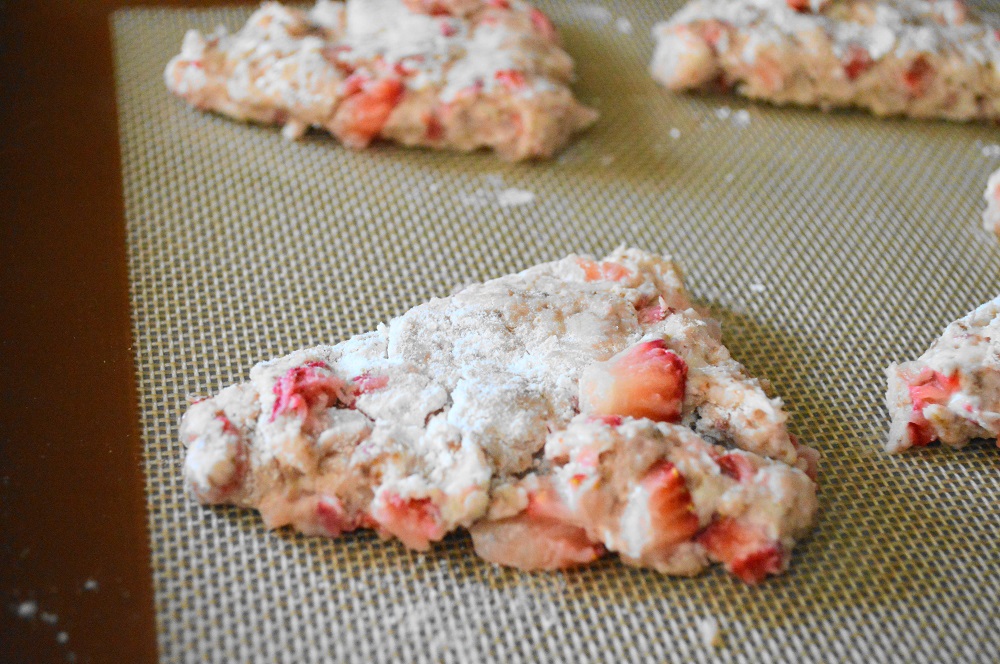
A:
[0,2,247,662]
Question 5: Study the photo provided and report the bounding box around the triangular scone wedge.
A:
[886,297,1000,453]
[164,0,597,160]
[180,248,819,583]
[651,0,1000,122]
[985,168,1000,236]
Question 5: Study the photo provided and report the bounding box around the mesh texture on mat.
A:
[113,2,1000,661]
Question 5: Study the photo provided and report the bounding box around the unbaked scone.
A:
[164,0,597,160]
[651,0,1000,122]
[886,297,1000,453]
[180,248,819,583]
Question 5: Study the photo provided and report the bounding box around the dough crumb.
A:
[41,611,58,624]
[732,110,751,127]
[56,632,69,645]
[16,600,38,619]
[83,579,99,592]
[669,128,681,139]
[697,616,722,648]
[497,188,535,207]
[750,282,767,294]
[615,17,633,34]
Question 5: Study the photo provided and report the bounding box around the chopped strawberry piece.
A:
[906,418,937,448]
[642,461,700,550]
[789,434,820,481]
[332,77,405,149]
[568,473,587,488]
[322,45,355,75]
[270,362,343,422]
[579,339,688,423]
[353,372,389,396]
[908,370,960,410]
[495,69,527,90]
[403,0,451,16]
[471,484,602,570]
[316,495,352,537]
[215,414,238,436]
[717,453,755,482]
[842,45,873,81]
[903,57,933,97]
[425,112,444,141]
[587,414,623,427]
[439,20,458,37]
[529,8,557,41]
[698,518,785,584]
[487,0,510,9]
[340,72,370,97]
[471,512,603,570]
[637,298,668,324]
[786,0,811,12]
[372,494,446,551]
[577,258,632,282]
[700,19,727,49]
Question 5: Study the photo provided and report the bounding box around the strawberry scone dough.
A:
[984,168,1000,235]
[180,248,819,583]
[886,296,1000,453]
[164,0,597,160]
[651,0,1000,122]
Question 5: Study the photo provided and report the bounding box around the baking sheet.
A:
[113,2,1000,661]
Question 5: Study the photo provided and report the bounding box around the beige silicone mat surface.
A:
[113,2,1000,662]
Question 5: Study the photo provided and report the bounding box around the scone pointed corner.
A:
[179,247,819,584]
[884,296,1000,454]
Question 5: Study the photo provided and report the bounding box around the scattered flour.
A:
[576,3,613,24]
[56,632,69,645]
[669,128,681,139]
[83,578,99,592]
[982,144,1000,158]
[615,17,633,34]
[732,109,751,127]
[750,282,767,294]
[40,611,58,624]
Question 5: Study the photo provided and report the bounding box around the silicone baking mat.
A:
[113,2,1000,661]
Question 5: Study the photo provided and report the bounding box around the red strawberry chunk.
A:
[353,372,389,396]
[529,8,557,41]
[215,414,238,436]
[698,518,785,584]
[577,257,632,282]
[495,69,527,90]
[316,495,353,537]
[587,414,623,427]
[425,112,444,140]
[786,0,812,12]
[333,77,405,149]
[487,0,510,9]
[270,362,343,422]
[471,484,602,570]
[580,339,688,423]
[908,370,960,410]
[642,461,700,550]
[701,19,727,49]
[372,493,446,550]
[843,44,873,81]
[403,0,452,16]
[717,453,755,483]
[439,20,458,37]
[903,57,933,96]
